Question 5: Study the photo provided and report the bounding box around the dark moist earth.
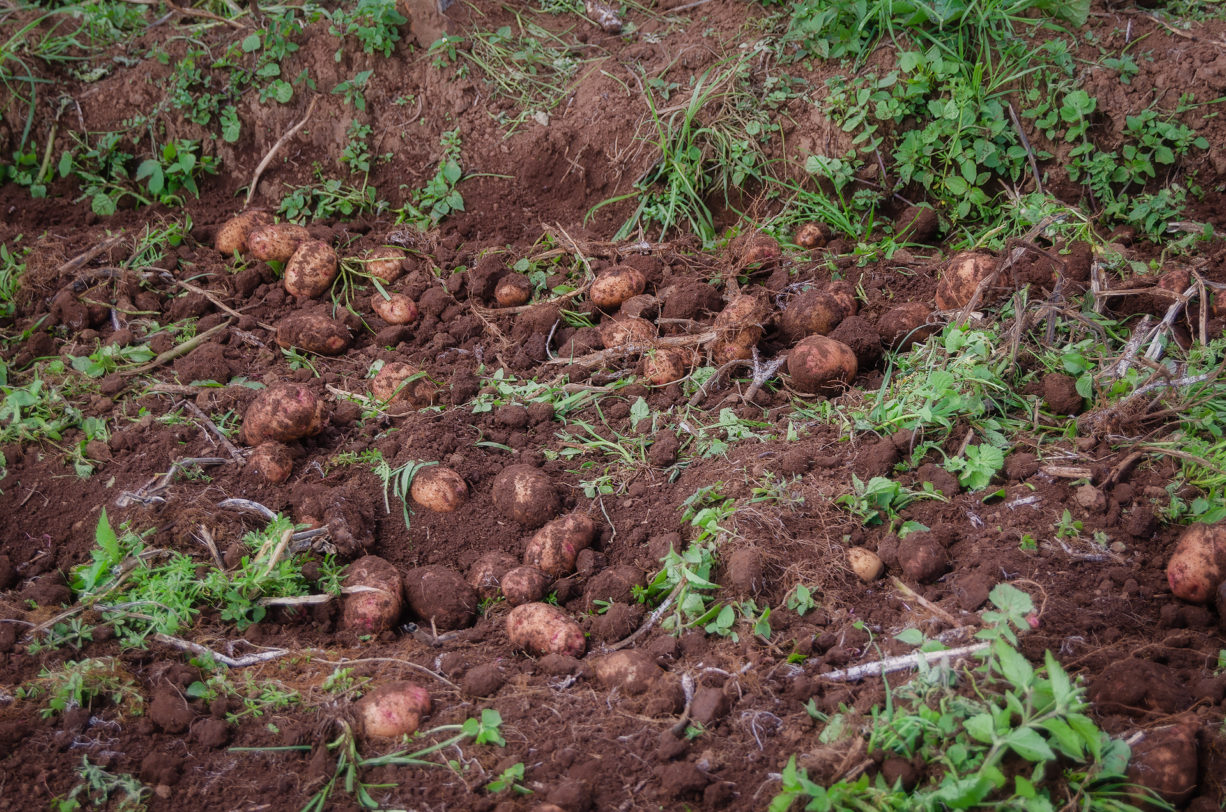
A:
[2,1,1226,810]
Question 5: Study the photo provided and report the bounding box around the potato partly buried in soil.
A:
[215,210,273,255]
[523,513,596,577]
[492,464,561,528]
[403,566,478,630]
[341,555,404,634]
[370,362,435,411]
[240,383,326,445]
[275,312,352,356]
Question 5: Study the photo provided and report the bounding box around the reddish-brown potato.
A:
[403,566,478,630]
[787,335,858,394]
[467,551,519,600]
[501,565,552,605]
[215,210,273,256]
[590,266,646,310]
[848,547,884,582]
[495,274,532,307]
[794,222,829,249]
[409,466,467,512]
[356,682,430,738]
[781,289,845,340]
[877,302,937,351]
[598,316,655,349]
[492,464,560,528]
[1166,523,1226,603]
[249,223,311,263]
[275,312,352,356]
[248,441,293,483]
[739,233,781,266]
[370,362,435,411]
[506,602,586,657]
[240,383,326,445]
[371,293,419,325]
[364,246,406,283]
[935,251,996,311]
[284,240,339,298]
[523,513,596,577]
[825,281,858,319]
[642,348,688,386]
[710,293,770,363]
[341,555,404,634]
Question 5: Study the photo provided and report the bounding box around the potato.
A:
[371,293,419,325]
[826,281,858,318]
[847,547,883,582]
[781,289,845,340]
[492,464,560,528]
[501,565,552,606]
[506,602,586,657]
[1125,722,1199,806]
[370,362,435,411]
[794,222,829,249]
[240,383,326,445]
[598,316,655,349]
[356,682,430,738]
[410,466,467,512]
[935,251,997,311]
[468,551,519,601]
[1166,522,1226,603]
[523,513,596,577]
[403,566,478,630]
[495,274,532,307]
[710,292,770,363]
[787,335,858,394]
[590,266,646,310]
[275,312,351,356]
[364,246,406,283]
[215,210,273,256]
[593,650,661,694]
[877,302,936,351]
[284,240,339,298]
[738,233,781,266]
[341,555,404,634]
[642,348,688,386]
[248,441,293,483]
[249,223,311,263]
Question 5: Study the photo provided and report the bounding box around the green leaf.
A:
[963,713,995,744]
[629,396,649,429]
[97,508,119,563]
[242,32,261,52]
[994,641,1035,689]
[221,106,241,143]
[894,628,924,646]
[1004,727,1055,763]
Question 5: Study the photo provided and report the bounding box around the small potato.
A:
[825,281,858,319]
[642,348,688,386]
[284,240,339,298]
[249,223,311,263]
[598,316,655,349]
[370,362,435,411]
[468,552,519,601]
[738,233,781,266]
[275,312,352,356]
[341,555,404,634]
[215,210,273,256]
[364,246,406,283]
[592,650,661,694]
[248,441,293,483]
[506,602,586,657]
[877,302,937,351]
[240,383,326,446]
[410,466,467,512]
[492,464,560,528]
[523,513,595,577]
[935,251,996,311]
[847,547,884,582]
[590,266,646,310]
[495,274,532,307]
[371,292,419,325]
[357,682,430,739]
[1166,522,1226,603]
[501,565,552,606]
[794,222,829,249]
[403,566,478,630]
[787,335,858,394]
[781,289,845,340]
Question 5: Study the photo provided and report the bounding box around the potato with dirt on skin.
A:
[506,602,586,657]
[215,210,273,256]
[737,232,781,266]
[468,551,519,600]
[363,246,406,283]
[371,292,419,325]
[781,289,846,340]
[403,566,478,630]
[249,223,311,263]
[794,222,829,249]
[501,565,553,605]
[341,555,404,634]
[1166,522,1226,603]
[878,302,937,351]
[590,265,646,310]
[523,513,596,577]
[935,251,997,311]
[248,441,293,483]
[356,682,430,739]
[598,316,655,349]
[642,348,689,386]
[275,312,352,356]
[848,547,884,582]
[593,650,661,694]
[495,274,532,307]
[710,292,771,363]
[787,335,858,394]
[370,362,435,411]
[284,240,339,298]
[492,464,560,528]
[409,466,467,513]
[240,383,326,446]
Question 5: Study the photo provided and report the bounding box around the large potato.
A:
[370,362,435,411]
[1166,523,1226,603]
[356,682,430,738]
[249,223,311,263]
[877,303,936,351]
[215,210,273,256]
[468,551,519,600]
[409,466,467,512]
[935,251,996,311]
[593,650,661,694]
[492,464,560,528]
[642,348,688,386]
[247,441,293,483]
[523,513,596,577]
[590,266,646,310]
[364,246,406,283]
[275,312,352,356]
[787,335,858,394]
[341,555,404,634]
[781,289,845,340]
[402,566,477,630]
[501,565,552,605]
[240,383,326,445]
[284,240,339,298]
[371,293,419,325]
[506,602,586,657]
[598,316,655,349]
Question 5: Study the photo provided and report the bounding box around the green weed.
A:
[52,756,149,812]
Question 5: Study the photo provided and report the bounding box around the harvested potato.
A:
[403,566,478,630]
[848,547,884,582]
[364,246,406,283]
[356,682,430,738]
[794,222,829,249]
[248,442,293,483]
[1166,523,1226,603]
[781,289,845,340]
[598,316,655,349]
[710,292,770,363]
[341,555,404,634]
[249,223,311,263]
[826,281,858,318]
[583,565,644,611]
[590,266,646,310]
[495,274,532,307]
[739,233,781,266]
[506,602,586,657]
[215,210,273,255]
[877,303,936,351]
[371,293,419,325]
[492,464,560,528]
[240,383,326,445]
[501,565,552,605]
[284,240,339,298]
[410,466,467,512]
[642,348,688,386]
[370,362,434,411]
[787,335,857,394]
[468,551,519,600]
[275,312,351,356]
[593,650,661,694]
[935,251,996,310]
[523,513,596,577]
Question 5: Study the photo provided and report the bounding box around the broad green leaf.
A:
[1005,727,1055,762]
